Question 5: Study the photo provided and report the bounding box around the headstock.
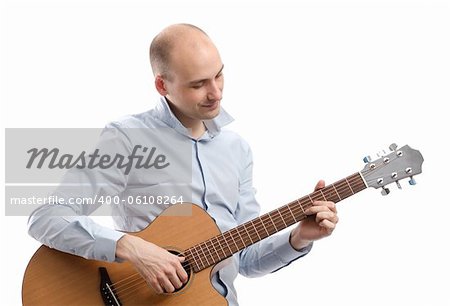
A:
[360,143,424,195]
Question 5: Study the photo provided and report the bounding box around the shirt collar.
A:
[153,96,234,139]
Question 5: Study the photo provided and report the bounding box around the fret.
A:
[199,242,211,266]
[226,230,239,252]
[309,193,319,203]
[325,188,336,202]
[335,180,353,199]
[207,238,220,262]
[251,219,263,240]
[319,190,327,201]
[233,228,246,247]
[255,217,269,237]
[186,249,200,272]
[282,206,295,224]
[246,229,254,245]
[277,209,288,228]
[357,175,366,190]
[321,186,339,203]
[206,240,218,263]
[333,179,345,190]
[222,232,234,255]
[296,199,306,214]
[345,177,355,194]
[286,204,298,223]
[277,206,295,229]
[259,218,271,237]
[242,223,254,245]
[267,213,279,231]
[214,236,226,259]
[332,184,342,201]
[192,245,205,270]
[261,214,276,235]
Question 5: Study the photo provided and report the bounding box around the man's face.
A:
[162,41,224,123]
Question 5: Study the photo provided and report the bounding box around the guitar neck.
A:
[185,172,367,272]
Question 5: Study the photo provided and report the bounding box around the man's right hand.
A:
[115,234,188,294]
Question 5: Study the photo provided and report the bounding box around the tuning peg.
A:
[381,187,390,196]
[396,181,402,189]
[377,150,387,158]
[409,177,417,185]
[363,156,372,163]
[389,143,398,151]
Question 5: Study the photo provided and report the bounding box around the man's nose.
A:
[207,80,222,101]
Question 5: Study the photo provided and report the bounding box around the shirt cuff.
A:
[93,227,126,262]
[272,230,313,265]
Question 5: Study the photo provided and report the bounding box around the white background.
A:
[1,0,449,305]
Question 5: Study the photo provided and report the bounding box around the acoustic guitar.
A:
[22,143,423,305]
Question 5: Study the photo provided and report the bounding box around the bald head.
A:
[149,24,214,79]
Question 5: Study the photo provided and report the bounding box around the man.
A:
[28,23,338,305]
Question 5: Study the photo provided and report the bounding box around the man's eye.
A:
[192,84,203,89]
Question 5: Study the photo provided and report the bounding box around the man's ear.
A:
[155,75,168,96]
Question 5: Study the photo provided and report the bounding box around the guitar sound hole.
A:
[168,249,192,293]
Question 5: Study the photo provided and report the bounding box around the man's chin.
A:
[199,103,221,119]
[201,111,220,120]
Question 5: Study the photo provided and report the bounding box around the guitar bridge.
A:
[99,267,122,306]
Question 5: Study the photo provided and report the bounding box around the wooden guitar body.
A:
[22,203,228,306]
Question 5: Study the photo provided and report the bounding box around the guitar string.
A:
[182,176,362,270]
[110,174,367,297]
[111,250,194,298]
[110,177,368,296]
[113,179,368,299]
[186,174,364,262]
[110,177,365,296]
[180,173,365,268]
[116,172,364,282]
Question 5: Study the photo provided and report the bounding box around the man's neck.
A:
[192,124,207,139]
[165,99,206,139]
[185,120,206,139]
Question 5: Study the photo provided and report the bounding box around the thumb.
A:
[314,180,325,191]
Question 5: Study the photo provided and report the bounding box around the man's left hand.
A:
[289,180,339,250]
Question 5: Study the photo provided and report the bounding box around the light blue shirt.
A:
[28,96,312,305]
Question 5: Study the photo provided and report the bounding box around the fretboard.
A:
[185,172,367,272]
